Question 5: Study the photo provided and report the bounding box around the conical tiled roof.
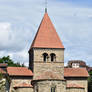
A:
[30,12,64,50]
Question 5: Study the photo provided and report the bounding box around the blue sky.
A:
[0,0,92,66]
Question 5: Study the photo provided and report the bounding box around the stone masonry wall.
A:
[66,79,88,92]
[66,88,85,92]
[9,79,31,92]
[34,80,66,92]
[0,78,6,92]
[34,48,64,62]
[34,62,64,79]
[33,48,64,79]
[15,88,33,92]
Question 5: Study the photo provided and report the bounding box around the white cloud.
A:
[0,23,10,42]
[0,22,31,52]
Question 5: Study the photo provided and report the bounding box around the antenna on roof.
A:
[45,0,47,13]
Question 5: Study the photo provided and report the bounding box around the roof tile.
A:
[7,67,33,76]
[64,68,89,77]
[0,68,6,74]
[0,63,7,67]
[30,13,64,50]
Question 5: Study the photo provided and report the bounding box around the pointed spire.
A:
[29,13,64,50]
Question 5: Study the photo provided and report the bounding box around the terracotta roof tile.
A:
[67,83,84,88]
[0,68,6,74]
[64,68,89,77]
[0,63,7,67]
[30,12,64,50]
[13,82,33,88]
[7,67,89,77]
[7,67,33,76]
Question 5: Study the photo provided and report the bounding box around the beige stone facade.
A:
[33,62,64,79]
[66,88,85,92]
[9,78,32,92]
[33,48,64,62]
[65,78,88,92]
[29,48,64,79]
[33,80,66,92]
[15,88,33,92]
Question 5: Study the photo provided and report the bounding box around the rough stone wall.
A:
[32,48,64,79]
[34,62,64,79]
[34,80,66,92]
[66,78,88,92]
[66,88,85,92]
[34,48,64,62]
[15,88,33,92]
[0,78,6,92]
[9,79,31,92]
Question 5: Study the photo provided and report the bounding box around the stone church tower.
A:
[29,11,66,92]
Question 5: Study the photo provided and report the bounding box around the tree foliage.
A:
[88,71,92,92]
[0,56,25,67]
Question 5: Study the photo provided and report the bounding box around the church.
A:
[5,10,89,92]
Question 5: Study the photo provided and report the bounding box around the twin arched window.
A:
[43,53,48,62]
[43,53,56,62]
[51,87,56,92]
[50,53,56,62]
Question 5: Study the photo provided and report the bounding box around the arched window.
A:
[50,53,56,62]
[51,86,56,92]
[36,85,38,92]
[43,53,48,62]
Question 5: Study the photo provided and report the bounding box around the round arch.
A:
[42,53,48,62]
[50,53,56,62]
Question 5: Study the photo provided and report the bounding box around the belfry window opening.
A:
[50,53,56,62]
[43,53,48,62]
[51,86,56,92]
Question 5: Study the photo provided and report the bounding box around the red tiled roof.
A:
[64,68,89,77]
[7,67,33,76]
[35,71,64,80]
[7,67,89,77]
[0,68,6,74]
[13,82,33,88]
[67,83,84,88]
[0,63,7,67]
[30,12,64,50]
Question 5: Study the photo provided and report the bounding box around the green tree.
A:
[0,56,25,67]
[88,71,92,92]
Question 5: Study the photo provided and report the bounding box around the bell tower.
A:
[29,12,65,80]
